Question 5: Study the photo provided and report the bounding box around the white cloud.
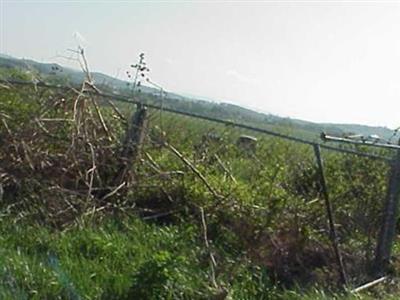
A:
[165,58,175,65]
[226,69,261,86]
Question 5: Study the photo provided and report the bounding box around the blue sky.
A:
[1,1,400,128]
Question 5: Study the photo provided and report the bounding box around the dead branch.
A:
[100,182,126,202]
[106,99,127,123]
[164,142,219,198]
[200,207,218,289]
[90,96,112,141]
[214,154,236,184]
[351,276,387,293]
[86,142,96,200]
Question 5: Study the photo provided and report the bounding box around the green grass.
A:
[0,216,212,299]
[1,216,399,299]
[0,215,294,299]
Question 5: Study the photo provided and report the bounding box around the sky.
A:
[1,1,400,128]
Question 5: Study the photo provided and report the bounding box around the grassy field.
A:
[0,82,399,299]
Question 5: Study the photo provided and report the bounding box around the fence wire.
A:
[0,81,398,287]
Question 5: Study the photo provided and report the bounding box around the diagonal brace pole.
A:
[314,144,348,287]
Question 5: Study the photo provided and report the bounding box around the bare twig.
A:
[214,154,236,183]
[86,142,96,200]
[106,99,127,123]
[164,142,220,198]
[351,276,387,293]
[90,96,112,141]
[200,207,218,289]
[100,182,126,201]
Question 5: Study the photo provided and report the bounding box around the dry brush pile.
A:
[0,81,141,226]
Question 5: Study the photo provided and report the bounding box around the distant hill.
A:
[0,55,158,94]
[0,54,395,140]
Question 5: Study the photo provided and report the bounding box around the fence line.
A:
[2,78,399,283]
[1,79,394,162]
[322,133,400,151]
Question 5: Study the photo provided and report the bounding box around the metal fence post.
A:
[313,144,348,286]
[374,141,400,276]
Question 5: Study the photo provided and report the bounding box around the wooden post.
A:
[313,144,348,286]
[116,104,148,184]
[374,141,400,276]
[122,104,148,160]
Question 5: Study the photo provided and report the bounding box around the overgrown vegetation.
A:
[0,67,399,299]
